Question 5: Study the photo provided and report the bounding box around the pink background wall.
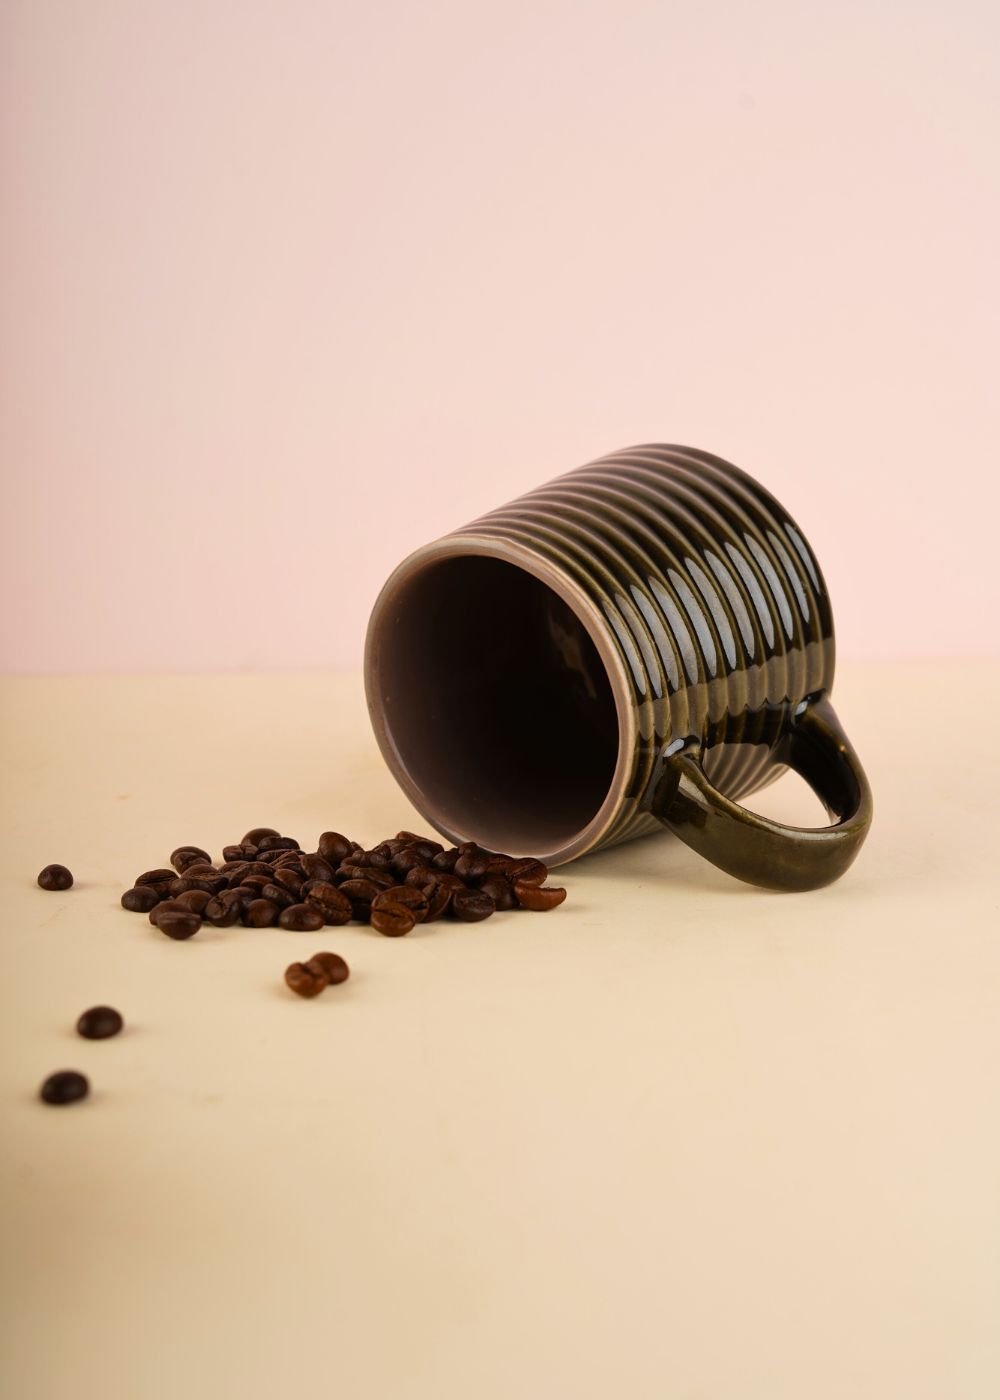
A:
[2,1,997,674]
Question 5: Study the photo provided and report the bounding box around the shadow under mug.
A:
[364,444,872,891]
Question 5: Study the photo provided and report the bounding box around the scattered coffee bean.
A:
[284,961,327,998]
[454,851,490,883]
[37,864,73,891]
[318,831,352,865]
[306,951,350,985]
[372,885,429,923]
[156,908,202,940]
[512,881,567,911]
[170,846,211,874]
[149,899,185,926]
[40,1070,89,1105]
[272,867,304,895]
[204,891,243,927]
[135,868,177,890]
[243,826,280,846]
[300,852,334,883]
[174,889,212,915]
[479,873,517,911]
[76,1006,123,1040]
[303,881,352,926]
[278,903,325,932]
[451,888,496,922]
[371,903,416,937]
[246,898,280,927]
[261,882,295,909]
[121,885,159,913]
[506,858,548,887]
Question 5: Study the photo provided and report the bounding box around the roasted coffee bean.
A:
[272,867,304,895]
[175,889,212,915]
[485,853,516,873]
[431,848,459,873]
[218,859,250,876]
[451,888,496,922]
[300,853,334,884]
[389,848,427,876]
[371,903,416,937]
[284,961,328,997]
[454,851,490,882]
[411,840,444,861]
[246,898,280,927]
[40,1070,89,1105]
[279,903,325,932]
[402,864,436,890]
[317,831,352,866]
[181,863,221,879]
[156,907,202,939]
[507,858,547,887]
[372,885,429,923]
[169,876,221,898]
[135,868,176,893]
[339,877,382,920]
[306,951,350,985]
[241,874,274,894]
[121,885,159,913]
[76,1006,123,1040]
[243,826,280,846]
[273,852,306,872]
[395,830,430,844]
[149,899,185,926]
[221,844,247,862]
[243,863,275,879]
[423,882,452,921]
[513,881,566,911]
[478,874,517,911]
[170,846,212,873]
[204,891,243,927]
[303,881,352,926]
[356,848,390,871]
[260,882,294,909]
[257,835,299,852]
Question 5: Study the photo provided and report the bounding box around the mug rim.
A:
[364,532,638,865]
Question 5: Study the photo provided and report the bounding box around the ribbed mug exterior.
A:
[437,443,836,852]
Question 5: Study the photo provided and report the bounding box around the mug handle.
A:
[649,693,873,891]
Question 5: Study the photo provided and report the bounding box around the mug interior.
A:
[365,541,633,862]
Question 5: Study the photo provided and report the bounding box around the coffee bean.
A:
[507,858,547,887]
[512,881,566,911]
[371,903,416,937]
[451,888,496,922]
[257,835,299,852]
[169,876,222,898]
[156,908,202,940]
[149,899,185,926]
[284,961,328,998]
[272,866,304,895]
[317,831,352,866]
[181,863,222,881]
[389,848,427,876]
[170,846,211,874]
[241,874,274,894]
[204,891,243,927]
[300,853,334,884]
[175,889,212,914]
[454,851,489,882]
[479,874,516,911]
[135,868,177,893]
[40,1070,89,1105]
[423,882,452,921]
[36,856,73,890]
[243,826,280,846]
[372,885,429,922]
[395,830,430,844]
[76,1006,123,1039]
[222,844,247,862]
[218,860,250,877]
[246,898,280,927]
[303,881,352,926]
[339,877,382,920]
[261,882,295,909]
[305,951,350,985]
[121,886,159,913]
[431,849,459,873]
[278,903,325,932]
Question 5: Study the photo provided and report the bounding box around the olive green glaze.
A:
[365,444,872,891]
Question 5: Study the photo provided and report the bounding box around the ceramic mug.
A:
[364,444,872,891]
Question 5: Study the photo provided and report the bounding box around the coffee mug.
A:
[364,444,872,891]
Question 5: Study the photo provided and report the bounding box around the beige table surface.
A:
[1,661,998,1400]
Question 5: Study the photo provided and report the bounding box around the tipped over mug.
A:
[364,444,872,891]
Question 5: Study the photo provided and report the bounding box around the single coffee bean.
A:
[431,849,459,873]
[221,844,247,862]
[241,874,274,894]
[389,848,427,876]
[257,835,300,852]
[169,876,221,898]
[339,876,382,906]
[279,903,325,932]
[149,899,185,926]
[246,898,280,927]
[423,882,453,921]
[479,873,517,911]
[371,903,416,937]
[273,852,306,872]
[135,868,177,892]
[507,858,547,887]
[410,839,444,861]
[175,889,212,914]
[242,826,280,846]
[513,881,567,911]
[40,1070,89,1105]
[454,851,490,882]
[451,888,496,922]
[317,831,352,866]
[372,885,429,922]
[257,882,291,909]
[170,846,211,873]
[36,856,73,890]
[156,907,202,940]
[204,891,243,927]
[180,863,222,880]
[121,886,159,913]
[305,951,350,985]
[272,866,304,895]
[76,1006,123,1040]
[359,848,391,870]
[395,829,430,844]
[300,852,334,883]
[218,859,250,876]
[303,881,352,926]
[284,961,328,998]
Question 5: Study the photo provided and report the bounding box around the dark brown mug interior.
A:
[367,553,623,857]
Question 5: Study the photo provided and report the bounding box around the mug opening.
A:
[365,538,634,864]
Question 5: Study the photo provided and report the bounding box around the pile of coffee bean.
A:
[120,828,567,940]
